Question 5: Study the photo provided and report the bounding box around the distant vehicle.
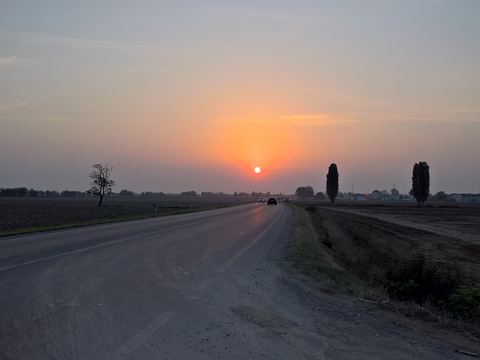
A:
[267,197,277,205]
[258,197,265,203]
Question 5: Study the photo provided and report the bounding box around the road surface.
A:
[0,203,474,359]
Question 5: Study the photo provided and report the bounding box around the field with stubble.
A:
[315,203,480,286]
[0,196,256,235]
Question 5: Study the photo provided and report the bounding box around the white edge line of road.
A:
[215,204,285,273]
[115,311,176,356]
[192,278,213,292]
[0,210,248,272]
[191,205,285,292]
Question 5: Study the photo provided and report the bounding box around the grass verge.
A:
[284,204,386,301]
[286,203,480,336]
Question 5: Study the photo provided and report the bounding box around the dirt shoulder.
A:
[282,203,480,356]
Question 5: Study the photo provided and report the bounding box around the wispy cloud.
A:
[238,9,303,22]
[217,111,480,127]
[459,108,480,114]
[0,102,27,111]
[225,114,359,126]
[278,114,359,126]
[169,109,480,129]
[352,113,480,125]
[446,108,480,123]
[119,68,170,74]
[0,56,34,67]
[0,32,160,52]
[0,114,73,122]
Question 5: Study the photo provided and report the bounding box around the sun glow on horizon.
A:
[214,116,300,177]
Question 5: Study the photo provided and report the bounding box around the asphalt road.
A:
[0,202,293,359]
[1,202,474,359]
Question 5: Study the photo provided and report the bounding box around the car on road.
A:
[267,197,277,205]
[258,197,265,203]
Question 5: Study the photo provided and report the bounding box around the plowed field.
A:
[0,196,255,232]
[318,204,480,286]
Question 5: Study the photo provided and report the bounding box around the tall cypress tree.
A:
[412,161,430,205]
[326,163,339,204]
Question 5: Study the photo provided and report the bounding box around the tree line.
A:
[0,188,88,198]
[296,161,432,205]
[2,163,277,207]
[0,187,273,200]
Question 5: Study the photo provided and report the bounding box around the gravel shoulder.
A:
[178,205,479,359]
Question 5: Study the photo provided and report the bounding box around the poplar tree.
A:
[326,163,339,204]
[412,161,430,205]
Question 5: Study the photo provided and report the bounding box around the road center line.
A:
[115,311,175,356]
[216,205,284,273]
[0,211,244,272]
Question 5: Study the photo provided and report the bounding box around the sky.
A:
[1,0,479,195]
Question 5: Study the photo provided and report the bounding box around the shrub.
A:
[440,286,480,320]
[379,250,480,320]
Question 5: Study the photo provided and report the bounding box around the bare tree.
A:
[87,163,115,206]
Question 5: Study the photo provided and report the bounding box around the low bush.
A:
[381,251,462,304]
[380,252,480,321]
[440,286,480,320]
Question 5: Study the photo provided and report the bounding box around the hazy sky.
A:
[1,1,479,195]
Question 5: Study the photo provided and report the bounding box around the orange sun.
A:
[254,167,261,173]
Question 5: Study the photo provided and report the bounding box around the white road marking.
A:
[192,278,213,292]
[216,205,284,272]
[115,311,175,356]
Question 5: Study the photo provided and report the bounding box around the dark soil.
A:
[318,203,480,286]
[0,196,254,232]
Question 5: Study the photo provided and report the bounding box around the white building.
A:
[450,193,480,203]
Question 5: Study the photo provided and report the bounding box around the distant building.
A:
[390,187,400,201]
[450,193,480,203]
[389,193,401,201]
[369,190,381,200]
[356,194,368,201]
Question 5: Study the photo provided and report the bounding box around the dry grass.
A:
[286,203,480,338]
[315,207,405,283]
[284,204,387,301]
